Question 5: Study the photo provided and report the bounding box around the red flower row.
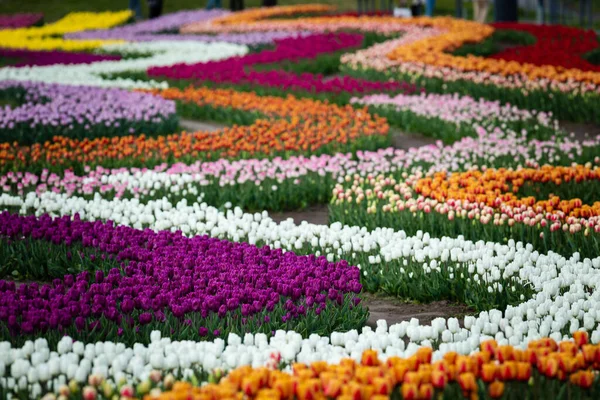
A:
[490,23,600,72]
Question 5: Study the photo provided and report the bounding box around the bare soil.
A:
[560,120,600,142]
[362,293,473,328]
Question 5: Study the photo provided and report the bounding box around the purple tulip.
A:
[0,13,43,29]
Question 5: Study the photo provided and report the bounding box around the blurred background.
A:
[0,0,596,28]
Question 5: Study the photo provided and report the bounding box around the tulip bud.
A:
[68,379,79,394]
[573,331,589,348]
[101,381,114,398]
[431,370,447,389]
[58,384,70,397]
[88,374,103,387]
[401,383,418,400]
[481,364,496,383]
[419,383,434,399]
[119,385,134,398]
[489,381,505,398]
[163,374,175,390]
[136,380,151,396]
[457,372,476,392]
[149,370,162,383]
[361,349,379,366]
[82,386,97,400]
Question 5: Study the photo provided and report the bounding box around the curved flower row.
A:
[2,330,600,399]
[0,41,248,88]
[0,81,177,144]
[156,335,600,400]
[0,211,364,345]
[2,126,598,209]
[148,32,418,98]
[2,190,600,354]
[489,23,600,72]
[64,9,306,45]
[0,86,388,173]
[0,48,121,68]
[351,92,558,141]
[0,11,131,51]
[414,165,600,218]
[0,13,43,29]
[331,162,600,257]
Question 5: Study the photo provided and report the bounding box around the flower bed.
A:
[0,86,388,173]
[0,212,365,346]
[147,32,419,101]
[0,11,132,51]
[65,9,307,46]
[0,81,177,145]
[351,92,558,142]
[330,163,600,258]
[489,23,600,72]
[0,13,43,29]
[0,41,248,89]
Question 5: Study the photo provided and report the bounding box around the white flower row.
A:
[2,191,600,354]
[0,41,247,89]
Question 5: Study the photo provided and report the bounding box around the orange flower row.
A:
[414,165,600,218]
[182,5,600,85]
[206,4,334,26]
[0,87,388,172]
[149,331,599,400]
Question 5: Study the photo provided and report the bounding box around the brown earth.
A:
[361,293,473,328]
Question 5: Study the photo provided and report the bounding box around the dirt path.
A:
[560,121,600,142]
[179,119,226,132]
[362,293,472,328]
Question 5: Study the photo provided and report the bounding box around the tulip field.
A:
[1,4,600,399]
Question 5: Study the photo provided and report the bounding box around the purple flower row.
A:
[0,13,43,29]
[0,48,120,68]
[0,81,177,144]
[0,212,362,342]
[64,9,305,45]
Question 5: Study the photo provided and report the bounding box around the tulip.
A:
[573,331,589,348]
[401,383,418,400]
[119,385,134,398]
[489,381,505,398]
[458,372,477,392]
[516,362,531,381]
[82,386,97,400]
[361,349,380,366]
[431,370,448,389]
[419,383,434,399]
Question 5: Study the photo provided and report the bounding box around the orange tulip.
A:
[431,370,448,389]
[458,372,477,392]
[401,383,419,400]
[489,381,505,399]
[516,362,532,381]
[480,363,497,383]
[416,347,433,365]
[419,383,434,400]
[361,350,380,366]
[498,362,517,381]
[573,331,589,348]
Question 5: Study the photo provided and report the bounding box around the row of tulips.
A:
[67,9,307,45]
[351,92,559,143]
[488,23,600,72]
[0,48,121,68]
[0,86,388,174]
[0,81,177,144]
[330,163,600,258]
[4,190,600,352]
[0,41,247,89]
[0,13,43,29]
[147,32,420,102]
[154,334,600,400]
[0,211,366,346]
[0,11,132,52]
[3,329,600,400]
[1,124,598,213]
[0,87,388,174]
